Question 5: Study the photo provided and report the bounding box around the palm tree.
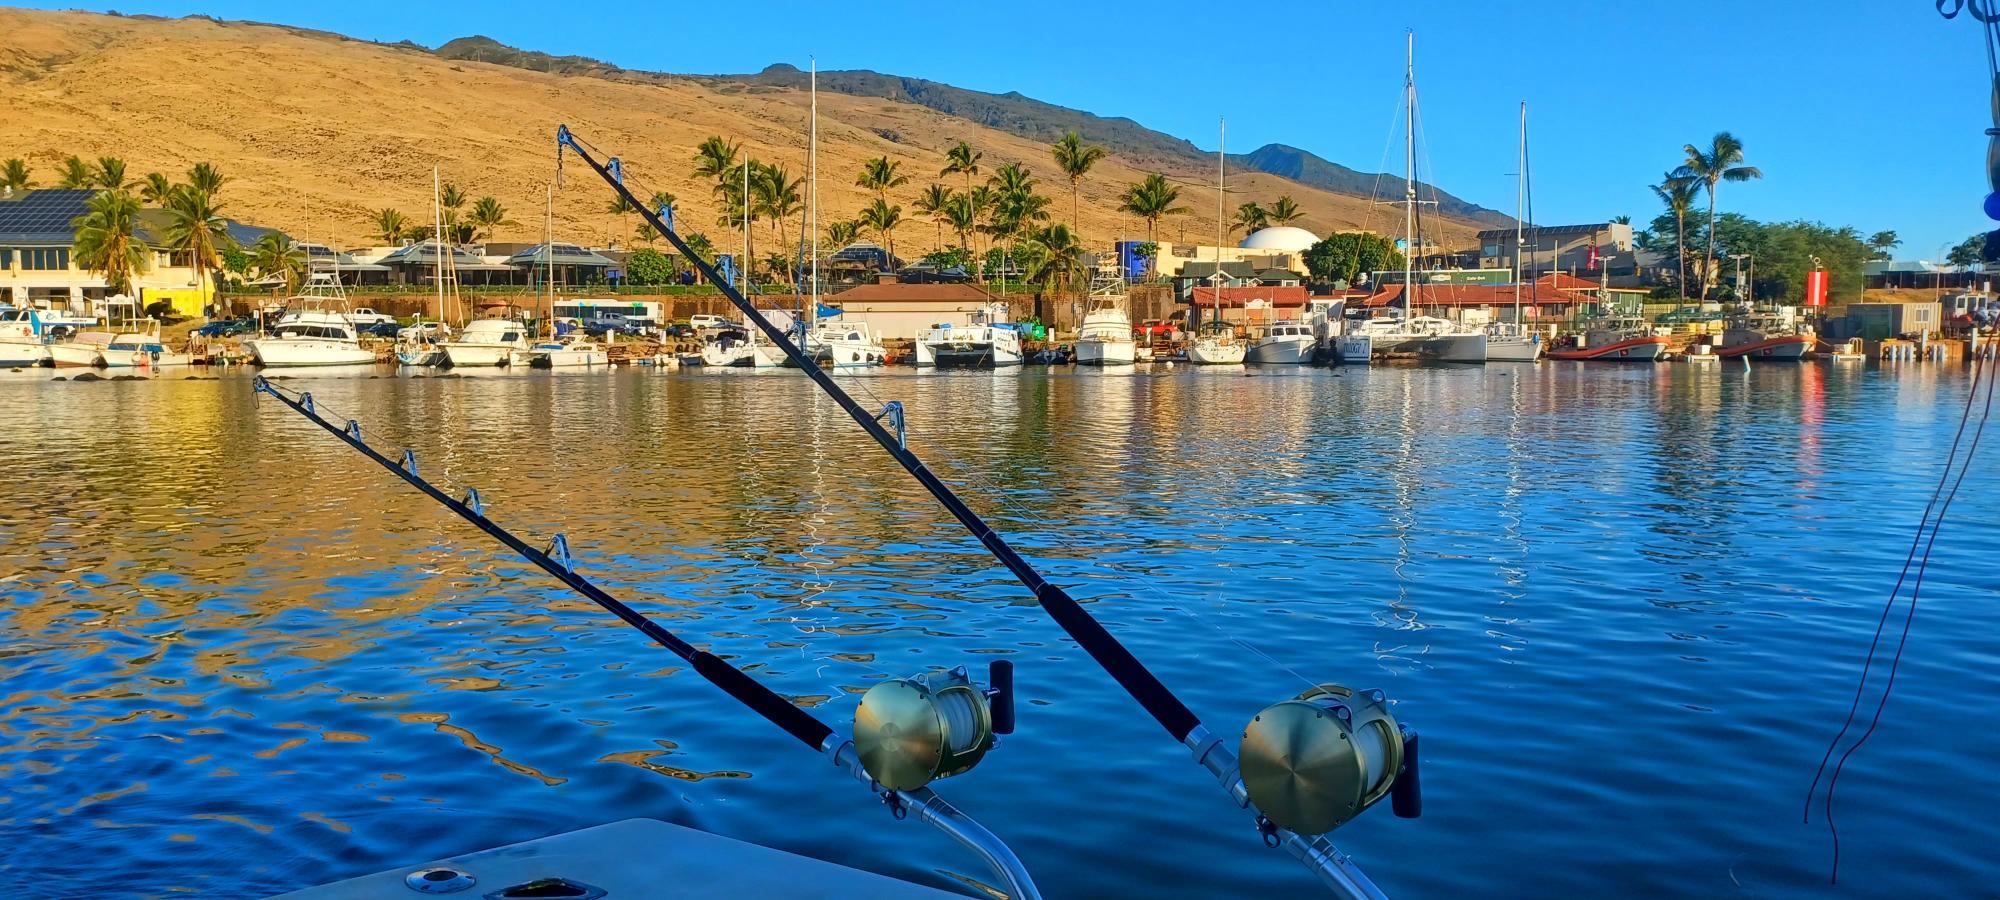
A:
[439,183,468,228]
[633,220,660,247]
[827,219,860,248]
[857,156,909,200]
[58,156,92,189]
[1232,202,1268,238]
[1868,230,1901,260]
[1267,196,1303,225]
[71,190,149,300]
[754,164,803,262]
[943,193,978,255]
[1049,131,1106,232]
[1026,223,1087,294]
[161,188,234,317]
[858,199,903,262]
[469,196,515,242]
[372,208,409,244]
[139,173,175,206]
[94,157,133,190]
[1649,171,1702,303]
[693,136,740,183]
[914,184,955,251]
[249,232,307,294]
[1677,132,1763,300]
[1118,174,1190,245]
[1,158,32,192]
[186,162,227,201]
[941,141,982,194]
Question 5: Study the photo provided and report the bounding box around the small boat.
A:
[441,318,532,367]
[521,337,610,368]
[915,303,1023,368]
[1187,323,1247,364]
[48,331,113,368]
[1245,320,1315,365]
[99,321,171,368]
[700,324,785,367]
[1545,321,1672,362]
[0,307,52,367]
[1074,274,1137,366]
[1713,310,1814,361]
[802,320,887,368]
[1484,322,1543,361]
[246,313,379,367]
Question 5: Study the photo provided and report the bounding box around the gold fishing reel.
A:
[854,662,1015,791]
[1240,684,1413,836]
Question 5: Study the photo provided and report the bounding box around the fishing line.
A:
[1815,351,1996,881]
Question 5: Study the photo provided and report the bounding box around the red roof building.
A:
[1190,285,1310,308]
[1362,283,1593,319]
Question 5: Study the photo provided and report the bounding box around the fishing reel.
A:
[853,661,1015,791]
[1240,684,1421,836]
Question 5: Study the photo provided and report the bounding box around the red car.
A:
[1134,320,1174,337]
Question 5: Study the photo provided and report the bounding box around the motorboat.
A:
[1335,313,1488,364]
[1713,308,1814,361]
[1245,320,1315,365]
[246,312,379,367]
[1187,323,1247,365]
[915,303,1022,368]
[0,307,51,367]
[1074,274,1137,366]
[441,317,532,367]
[1484,322,1543,362]
[1545,317,1672,362]
[99,322,172,368]
[520,337,610,368]
[48,331,113,368]
[802,320,887,368]
[701,324,784,367]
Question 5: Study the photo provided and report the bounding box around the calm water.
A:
[1,361,1995,899]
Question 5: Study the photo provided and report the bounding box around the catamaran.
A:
[915,303,1023,367]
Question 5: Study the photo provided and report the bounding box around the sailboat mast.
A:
[1215,117,1224,331]
[810,58,819,327]
[546,183,555,337]
[433,166,445,326]
[743,154,752,298]
[1403,31,1416,321]
[1514,101,1525,324]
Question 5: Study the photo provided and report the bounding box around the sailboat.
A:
[1188,116,1246,365]
[797,59,886,370]
[1486,102,1543,362]
[515,185,609,368]
[399,169,454,367]
[1336,33,1486,366]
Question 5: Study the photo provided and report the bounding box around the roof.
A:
[1177,260,1257,279]
[1537,272,1602,291]
[1191,286,1310,308]
[832,282,1004,303]
[1476,223,1623,239]
[1362,283,1594,308]
[505,242,618,268]
[1239,226,1320,253]
[1253,268,1300,281]
[0,189,94,242]
[376,242,515,271]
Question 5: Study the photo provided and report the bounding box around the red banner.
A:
[1805,270,1829,307]
[1586,244,1599,271]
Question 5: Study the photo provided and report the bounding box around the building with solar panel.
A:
[0,187,276,320]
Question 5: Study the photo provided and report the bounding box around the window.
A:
[21,248,69,270]
[0,249,11,270]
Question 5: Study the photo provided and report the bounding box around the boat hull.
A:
[1337,332,1487,364]
[1485,335,1543,362]
[1187,340,1246,365]
[1245,336,1313,365]
[1546,337,1671,362]
[527,348,610,368]
[1714,335,1812,360]
[249,340,378,367]
[441,344,515,367]
[48,344,105,367]
[918,331,1023,368]
[1075,338,1137,366]
[0,343,49,367]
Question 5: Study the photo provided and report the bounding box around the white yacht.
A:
[915,303,1022,368]
[803,320,887,368]
[100,322,178,368]
[0,307,51,367]
[246,312,378,367]
[1486,104,1544,363]
[520,337,610,368]
[1187,323,1247,365]
[1074,272,1137,366]
[441,317,532,367]
[1484,322,1543,362]
[1336,312,1487,365]
[48,330,114,368]
[1245,320,1315,365]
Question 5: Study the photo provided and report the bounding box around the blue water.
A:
[0,361,1995,898]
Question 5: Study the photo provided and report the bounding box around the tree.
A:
[985,162,1046,251]
[647,190,677,226]
[1678,132,1763,301]
[914,183,954,251]
[626,248,677,284]
[372,208,408,244]
[406,224,436,243]
[683,232,717,266]
[941,141,982,194]
[1303,232,1405,286]
[1268,196,1303,225]
[186,162,227,201]
[58,156,92,189]
[1118,174,1191,246]
[858,156,909,203]
[469,196,515,242]
[827,219,860,248]
[219,245,252,281]
[249,233,308,294]
[94,157,132,190]
[858,199,903,262]
[70,190,149,300]
[693,136,740,183]
[633,221,659,247]
[162,188,235,316]
[1049,130,1106,232]
[943,193,978,254]
[439,183,467,233]
[753,164,803,263]
[1233,202,1268,238]
[1026,223,1087,294]
[139,172,175,206]
[1868,230,1901,260]
[1946,234,1985,268]
[1649,171,1702,302]
[1,158,32,192]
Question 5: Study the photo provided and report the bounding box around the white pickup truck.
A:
[344,308,397,327]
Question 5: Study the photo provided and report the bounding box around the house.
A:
[499,242,621,286]
[823,281,1007,340]
[361,242,518,286]
[1189,285,1311,323]
[1478,222,1638,284]
[0,187,277,318]
[1172,260,1258,302]
[1831,301,1945,340]
[1864,259,1979,291]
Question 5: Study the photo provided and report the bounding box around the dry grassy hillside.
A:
[0,9,1482,256]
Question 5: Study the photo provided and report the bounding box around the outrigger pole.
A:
[250,379,1040,900]
[555,125,1408,899]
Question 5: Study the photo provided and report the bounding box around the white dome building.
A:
[1238,226,1321,254]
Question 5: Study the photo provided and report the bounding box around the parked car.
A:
[584,316,637,338]
[193,318,258,337]
[688,314,728,330]
[1135,320,1174,337]
[359,321,403,338]
[344,307,397,327]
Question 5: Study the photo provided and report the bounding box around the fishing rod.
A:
[249,377,1039,900]
[556,125,1422,898]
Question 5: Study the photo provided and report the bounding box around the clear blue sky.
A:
[20,0,1992,256]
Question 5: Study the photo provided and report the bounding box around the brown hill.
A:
[0,9,1485,258]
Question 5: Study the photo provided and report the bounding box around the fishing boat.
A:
[915,303,1022,368]
[522,336,610,368]
[803,320,888,367]
[1714,308,1814,361]
[245,271,381,368]
[48,330,113,367]
[1487,102,1544,363]
[1339,35,1487,367]
[1074,269,1137,366]
[1245,319,1315,364]
[441,316,532,367]
[0,307,51,367]
[1545,317,1673,362]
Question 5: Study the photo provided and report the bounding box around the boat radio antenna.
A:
[556,124,1420,898]
[250,376,1040,899]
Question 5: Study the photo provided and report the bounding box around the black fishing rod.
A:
[557,126,1418,899]
[250,378,1040,899]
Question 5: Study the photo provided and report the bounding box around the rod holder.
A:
[875,401,906,449]
[300,392,315,415]
[547,534,574,573]
[461,487,484,516]
[987,660,1015,735]
[1392,729,1422,819]
[346,419,363,441]
[400,449,418,477]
